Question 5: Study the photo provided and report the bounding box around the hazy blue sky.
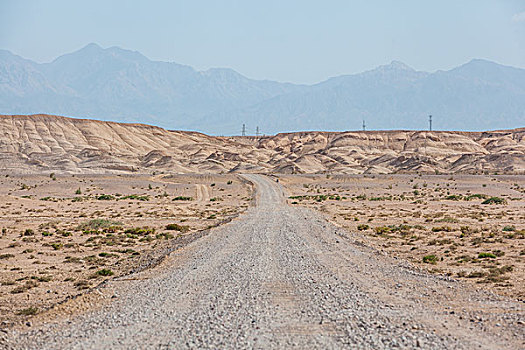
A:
[1,0,524,84]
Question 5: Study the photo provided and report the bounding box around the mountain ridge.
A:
[0,44,524,134]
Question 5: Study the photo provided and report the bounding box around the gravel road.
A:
[6,175,524,349]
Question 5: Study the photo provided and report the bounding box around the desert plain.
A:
[0,114,523,349]
[0,173,252,325]
[279,174,525,299]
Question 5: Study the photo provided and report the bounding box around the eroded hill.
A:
[1,114,524,174]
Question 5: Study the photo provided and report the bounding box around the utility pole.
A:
[429,115,432,131]
[242,123,246,137]
[362,120,366,131]
[256,126,260,137]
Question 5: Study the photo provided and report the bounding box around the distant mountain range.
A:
[1,44,524,135]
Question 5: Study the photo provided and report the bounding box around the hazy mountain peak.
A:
[375,60,416,72]
[50,43,148,66]
[81,42,103,51]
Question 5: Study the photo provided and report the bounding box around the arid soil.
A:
[279,174,525,300]
[1,114,524,174]
[0,173,252,325]
[4,175,523,349]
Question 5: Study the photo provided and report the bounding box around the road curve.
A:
[8,175,523,349]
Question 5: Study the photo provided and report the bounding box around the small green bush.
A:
[50,243,62,250]
[422,255,438,264]
[445,194,462,201]
[172,196,192,201]
[96,269,114,276]
[23,229,34,236]
[124,227,155,235]
[374,226,390,235]
[97,194,115,201]
[478,252,496,259]
[165,223,190,232]
[357,224,369,231]
[481,197,506,205]
[431,226,453,232]
[17,307,38,316]
[78,219,122,231]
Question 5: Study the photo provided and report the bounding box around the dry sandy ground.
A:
[0,173,253,326]
[4,175,524,349]
[279,174,525,300]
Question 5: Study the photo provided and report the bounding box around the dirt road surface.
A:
[6,175,523,349]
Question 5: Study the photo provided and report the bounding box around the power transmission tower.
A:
[429,115,432,131]
[256,126,260,137]
[362,120,366,131]
[242,124,246,136]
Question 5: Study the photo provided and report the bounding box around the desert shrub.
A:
[357,224,369,231]
[428,238,452,246]
[374,226,390,235]
[445,194,462,201]
[64,256,82,264]
[97,194,115,200]
[124,227,155,235]
[431,226,453,232]
[96,269,114,276]
[436,216,458,223]
[22,229,34,236]
[98,252,118,258]
[478,252,496,259]
[50,243,62,250]
[460,226,472,235]
[481,197,506,205]
[11,280,38,294]
[78,219,122,231]
[74,280,90,290]
[32,275,52,282]
[465,193,487,201]
[120,195,149,201]
[165,223,190,232]
[75,188,82,195]
[388,224,412,234]
[0,254,15,260]
[502,226,515,232]
[504,230,525,239]
[422,255,438,264]
[173,196,192,201]
[156,233,174,240]
[492,250,505,257]
[17,307,38,316]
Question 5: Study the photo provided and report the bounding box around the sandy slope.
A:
[1,114,524,174]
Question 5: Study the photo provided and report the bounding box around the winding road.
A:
[9,175,524,349]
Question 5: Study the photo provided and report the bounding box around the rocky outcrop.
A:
[1,114,523,174]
